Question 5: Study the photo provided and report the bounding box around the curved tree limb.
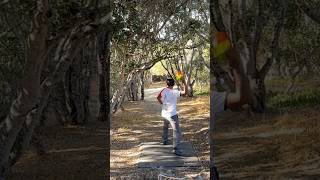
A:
[260,2,286,79]
[296,0,320,24]
[0,0,49,177]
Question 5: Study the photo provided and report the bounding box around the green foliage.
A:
[194,89,209,96]
[268,90,320,109]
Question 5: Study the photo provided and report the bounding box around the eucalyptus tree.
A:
[0,0,49,177]
[148,0,210,97]
[0,0,32,121]
[0,0,112,178]
[277,4,320,93]
[210,0,287,112]
[209,0,319,112]
[110,0,191,112]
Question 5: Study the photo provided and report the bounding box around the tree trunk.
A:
[5,15,103,173]
[97,30,110,122]
[209,0,219,179]
[111,54,172,113]
[210,0,286,112]
[160,60,182,89]
[1,3,112,177]
[66,66,80,124]
[52,82,71,125]
[257,2,286,111]
[128,76,140,101]
[248,75,266,112]
[105,32,111,180]
[0,0,48,176]
[83,44,92,123]
[65,47,91,125]
[140,72,145,100]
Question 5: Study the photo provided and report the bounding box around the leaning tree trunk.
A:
[82,44,92,123]
[66,66,79,124]
[7,29,90,170]
[2,5,112,178]
[65,47,91,125]
[97,32,109,121]
[209,1,221,178]
[128,76,140,101]
[250,2,286,112]
[105,32,111,179]
[184,72,195,97]
[0,0,48,177]
[6,11,109,170]
[160,59,183,89]
[140,71,145,100]
[51,81,71,125]
[111,54,172,113]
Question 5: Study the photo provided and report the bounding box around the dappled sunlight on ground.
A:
[8,85,319,179]
[111,89,210,179]
[7,121,107,180]
[214,109,320,179]
[111,86,320,179]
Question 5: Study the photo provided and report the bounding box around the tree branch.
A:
[296,0,320,24]
[209,0,226,31]
[260,2,286,79]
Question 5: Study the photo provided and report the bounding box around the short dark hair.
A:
[166,78,175,87]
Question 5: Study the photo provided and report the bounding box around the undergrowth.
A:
[267,90,320,110]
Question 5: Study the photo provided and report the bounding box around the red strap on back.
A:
[157,88,167,97]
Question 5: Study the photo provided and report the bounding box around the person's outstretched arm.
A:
[179,80,189,97]
[225,48,250,109]
[226,68,241,105]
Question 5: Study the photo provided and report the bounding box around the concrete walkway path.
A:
[137,141,199,168]
[137,88,200,168]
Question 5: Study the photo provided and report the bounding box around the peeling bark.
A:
[4,10,111,174]
[0,0,49,176]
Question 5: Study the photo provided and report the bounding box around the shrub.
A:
[268,90,320,109]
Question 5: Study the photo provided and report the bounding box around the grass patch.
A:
[194,90,209,96]
[194,85,209,96]
[267,90,320,110]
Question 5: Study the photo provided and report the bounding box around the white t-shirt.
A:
[212,91,227,114]
[210,91,228,131]
[160,88,180,119]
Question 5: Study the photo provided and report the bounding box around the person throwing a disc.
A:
[210,32,251,179]
[157,76,188,156]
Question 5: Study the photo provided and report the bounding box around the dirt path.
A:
[214,109,320,179]
[7,83,320,179]
[111,84,211,179]
[111,84,320,179]
[7,121,107,180]
[6,83,210,180]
